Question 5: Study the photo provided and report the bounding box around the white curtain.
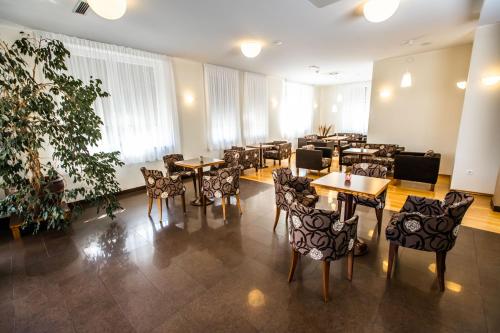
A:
[39,32,181,164]
[280,81,314,142]
[338,81,371,134]
[204,64,241,150]
[243,72,268,145]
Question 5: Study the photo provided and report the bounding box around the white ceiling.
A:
[0,0,485,85]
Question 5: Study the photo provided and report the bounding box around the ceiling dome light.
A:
[363,0,400,23]
[88,0,127,20]
[241,42,262,58]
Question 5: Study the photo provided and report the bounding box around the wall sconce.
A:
[271,98,279,109]
[482,75,500,86]
[184,93,194,105]
[331,105,338,113]
[379,89,392,98]
[400,71,412,88]
[456,81,467,90]
[313,102,318,109]
[337,94,343,103]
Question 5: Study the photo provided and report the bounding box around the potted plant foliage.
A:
[0,32,123,233]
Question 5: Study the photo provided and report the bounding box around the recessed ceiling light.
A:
[273,40,283,46]
[309,65,320,73]
[241,41,262,58]
[363,0,400,23]
[88,0,127,20]
[421,42,432,46]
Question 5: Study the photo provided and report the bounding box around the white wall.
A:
[367,44,472,175]
[451,23,500,194]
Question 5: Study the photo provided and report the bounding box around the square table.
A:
[175,157,224,208]
[247,143,275,169]
[311,172,391,256]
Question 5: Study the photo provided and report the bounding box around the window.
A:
[338,81,371,134]
[204,64,241,150]
[280,81,314,142]
[242,72,268,145]
[40,32,181,164]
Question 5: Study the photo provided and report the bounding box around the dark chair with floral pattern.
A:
[209,150,241,173]
[227,146,259,173]
[288,202,359,302]
[202,166,242,221]
[272,168,319,231]
[385,191,474,291]
[140,167,187,220]
[163,154,198,196]
[337,163,388,234]
[264,142,292,166]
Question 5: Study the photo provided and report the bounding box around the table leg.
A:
[190,167,214,207]
[257,146,268,169]
[344,193,368,256]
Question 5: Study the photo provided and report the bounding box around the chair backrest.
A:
[223,150,241,168]
[163,154,185,175]
[289,203,358,261]
[202,166,240,198]
[443,191,474,222]
[272,167,294,186]
[140,167,164,198]
[352,163,387,179]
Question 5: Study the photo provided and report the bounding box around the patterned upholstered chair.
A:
[210,150,241,173]
[337,163,388,234]
[202,166,242,221]
[229,146,259,173]
[385,191,474,291]
[140,167,187,220]
[288,202,359,302]
[264,142,292,166]
[272,168,319,231]
[163,154,198,196]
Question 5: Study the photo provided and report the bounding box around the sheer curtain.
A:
[280,81,314,143]
[39,32,181,164]
[338,81,371,134]
[204,64,241,150]
[243,72,268,145]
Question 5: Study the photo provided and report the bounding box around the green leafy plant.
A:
[0,32,124,232]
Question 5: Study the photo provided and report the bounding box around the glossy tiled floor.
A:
[1,179,499,332]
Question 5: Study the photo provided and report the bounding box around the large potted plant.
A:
[0,32,123,233]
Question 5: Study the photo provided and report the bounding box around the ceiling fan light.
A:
[363,0,400,23]
[241,42,262,58]
[88,0,127,20]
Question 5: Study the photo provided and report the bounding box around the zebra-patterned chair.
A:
[385,191,474,291]
[140,167,186,220]
[288,202,358,302]
[272,168,319,231]
[202,166,242,221]
[338,163,388,234]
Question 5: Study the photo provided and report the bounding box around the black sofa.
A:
[296,145,333,175]
[394,151,441,190]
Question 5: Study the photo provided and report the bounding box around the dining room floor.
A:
[0,178,499,333]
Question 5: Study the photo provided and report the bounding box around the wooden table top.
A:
[175,157,224,169]
[311,172,390,198]
[343,148,379,156]
[247,144,275,149]
[323,136,348,141]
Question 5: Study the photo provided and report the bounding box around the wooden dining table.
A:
[175,157,224,209]
[311,172,391,256]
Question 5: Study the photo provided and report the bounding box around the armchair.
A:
[163,154,197,196]
[272,168,319,231]
[385,191,474,291]
[202,166,242,221]
[288,202,358,302]
[337,163,388,234]
[226,146,259,173]
[394,151,441,190]
[263,142,292,166]
[296,145,333,175]
[140,167,186,220]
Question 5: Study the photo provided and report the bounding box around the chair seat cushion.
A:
[172,170,194,177]
[297,190,319,207]
[337,192,384,209]
[371,157,394,167]
[321,158,332,168]
[342,155,360,164]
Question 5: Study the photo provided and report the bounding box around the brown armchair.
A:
[263,142,292,166]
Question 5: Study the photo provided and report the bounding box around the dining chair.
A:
[202,166,242,221]
[163,154,198,196]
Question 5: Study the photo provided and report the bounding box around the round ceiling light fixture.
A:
[241,41,262,58]
[88,0,127,20]
[363,0,400,23]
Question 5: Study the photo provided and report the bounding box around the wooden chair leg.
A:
[375,208,383,234]
[147,197,153,216]
[328,167,331,172]
[323,261,331,303]
[181,193,186,213]
[192,174,198,197]
[157,198,162,221]
[273,207,281,231]
[221,196,227,221]
[279,159,282,166]
[288,249,299,282]
[273,160,276,165]
[387,243,398,279]
[236,194,243,215]
[337,199,342,216]
[296,168,299,175]
[436,252,446,291]
[165,197,169,209]
[288,157,291,165]
[347,251,354,281]
[285,210,289,225]
[430,183,435,191]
